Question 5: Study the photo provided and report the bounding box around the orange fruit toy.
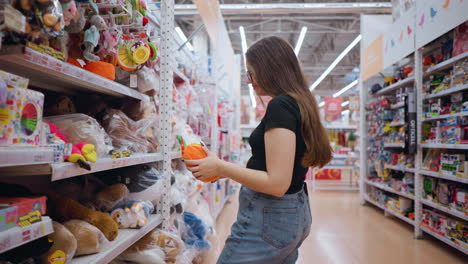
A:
[182,143,220,182]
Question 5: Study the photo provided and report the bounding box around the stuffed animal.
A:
[94,183,129,212]
[154,230,184,263]
[110,201,154,229]
[83,2,107,61]
[182,144,219,182]
[180,212,211,251]
[64,219,109,256]
[48,192,119,241]
[116,231,166,264]
[43,221,77,264]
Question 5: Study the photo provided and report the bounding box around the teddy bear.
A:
[42,221,78,264]
[64,219,109,256]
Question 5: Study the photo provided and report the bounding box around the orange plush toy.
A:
[182,143,219,183]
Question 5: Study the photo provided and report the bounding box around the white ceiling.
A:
[175,0,391,96]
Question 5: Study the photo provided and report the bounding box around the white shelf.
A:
[173,68,190,83]
[0,46,149,101]
[72,214,163,264]
[315,186,359,191]
[391,102,406,109]
[385,207,415,226]
[419,170,468,184]
[0,153,164,180]
[384,164,416,173]
[420,143,468,150]
[0,216,54,254]
[420,225,468,255]
[171,152,182,159]
[325,125,358,130]
[423,83,468,100]
[364,196,414,226]
[364,195,385,210]
[365,180,415,200]
[422,111,468,121]
[389,121,405,127]
[424,52,468,76]
[375,76,415,96]
[0,147,54,168]
[383,143,405,148]
[421,199,468,221]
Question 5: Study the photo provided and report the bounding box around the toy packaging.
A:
[0,71,44,147]
[0,196,46,227]
[0,205,18,232]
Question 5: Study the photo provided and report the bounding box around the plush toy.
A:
[83,2,107,61]
[154,230,184,263]
[182,143,219,182]
[43,221,77,264]
[48,192,119,241]
[64,219,109,256]
[94,183,129,212]
[110,200,154,229]
[61,0,77,26]
[180,212,211,251]
[116,231,166,264]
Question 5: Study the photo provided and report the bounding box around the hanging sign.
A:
[324,97,343,122]
[415,0,468,48]
[362,35,383,81]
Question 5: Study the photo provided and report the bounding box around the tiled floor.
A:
[202,182,467,264]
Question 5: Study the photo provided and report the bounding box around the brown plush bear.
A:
[48,192,119,241]
[43,221,77,264]
[93,183,129,212]
[64,220,109,256]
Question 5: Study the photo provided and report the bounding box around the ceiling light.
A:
[319,101,325,108]
[175,27,194,51]
[240,26,256,108]
[333,80,358,97]
[341,101,349,107]
[294,26,307,55]
[309,34,362,91]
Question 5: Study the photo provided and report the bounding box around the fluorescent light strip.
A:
[333,80,358,97]
[294,26,307,55]
[341,101,349,107]
[175,27,194,51]
[240,26,256,108]
[309,34,362,91]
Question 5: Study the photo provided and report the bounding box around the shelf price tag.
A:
[130,74,138,88]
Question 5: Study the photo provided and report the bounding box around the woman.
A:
[185,36,333,263]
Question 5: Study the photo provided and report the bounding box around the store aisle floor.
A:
[202,182,467,264]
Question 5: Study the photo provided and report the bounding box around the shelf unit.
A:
[365,180,415,200]
[389,121,406,127]
[72,215,163,264]
[363,195,415,225]
[361,15,468,255]
[421,199,468,221]
[0,216,54,254]
[375,76,415,96]
[418,170,468,184]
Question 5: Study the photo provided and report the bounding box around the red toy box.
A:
[0,196,46,227]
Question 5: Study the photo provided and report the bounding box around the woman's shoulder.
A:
[268,94,299,111]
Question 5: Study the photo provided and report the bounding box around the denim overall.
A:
[217,183,312,264]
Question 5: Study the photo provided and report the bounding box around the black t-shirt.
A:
[246,94,308,194]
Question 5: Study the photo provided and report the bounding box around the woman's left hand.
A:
[184,146,224,181]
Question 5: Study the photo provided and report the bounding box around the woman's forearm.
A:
[219,160,287,197]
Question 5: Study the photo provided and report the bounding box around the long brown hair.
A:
[246,36,332,168]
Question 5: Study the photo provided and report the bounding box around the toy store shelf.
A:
[389,121,405,127]
[383,143,405,148]
[0,216,54,254]
[171,152,182,159]
[385,207,415,226]
[420,226,468,255]
[423,83,468,100]
[315,185,359,191]
[363,195,385,210]
[391,102,406,109]
[420,143,468,150]
[375,76,415,96]
[424,52,468,76]
[421,199,468,221]
[324,125,358,130]
[321,165,357,170]
[0,147,54,168]
[51,153,164,181]
[0,46,149,102]
[365,180,415,200]
[72,214,163,264]
[422,111,468,121]
[384,164,416,173]
[418,170,468,184]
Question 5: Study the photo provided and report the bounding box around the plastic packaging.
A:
[93,183,130,212]
[45,114,113,157]
[63,219,110,256]
[101,109,158,153]
[110,200,154,229]
[35,0,65,37]
[115,231,166,264]
[153,230,185,263]
[137,66,160,95]
[43,221,77,264]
